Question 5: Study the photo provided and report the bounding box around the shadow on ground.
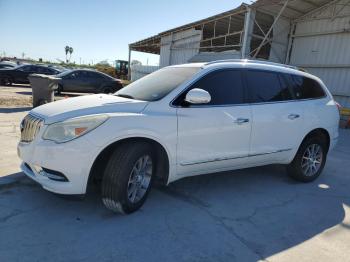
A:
[15,91,32,96]
[1,158,350,261]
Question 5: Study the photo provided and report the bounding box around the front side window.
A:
[36,67,49,74]
[18,65,32,72]
[115,67,200,101]
[288,75,326,99]
[175,69,245,106]
[246,70,286,103]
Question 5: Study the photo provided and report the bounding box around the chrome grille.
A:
[20,114,43,143]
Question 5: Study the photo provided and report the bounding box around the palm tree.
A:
[68,47,73,62]
[65,46,70,63]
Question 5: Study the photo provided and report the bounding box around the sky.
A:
[0,0,245,66]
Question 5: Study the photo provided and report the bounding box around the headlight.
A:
[42,114,109,143]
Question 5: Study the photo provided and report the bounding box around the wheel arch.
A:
[300,128,330,152]
[87,136,170,192]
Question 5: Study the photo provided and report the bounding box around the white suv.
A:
[18,60,339,214]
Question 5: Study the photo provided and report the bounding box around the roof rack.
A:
[205,59,300,71]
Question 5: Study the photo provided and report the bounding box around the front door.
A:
[176,69,252,177]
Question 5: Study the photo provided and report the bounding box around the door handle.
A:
[233,118,250,124]
[288,114,300,120]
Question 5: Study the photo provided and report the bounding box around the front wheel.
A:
[287,135,328,182]
[1,77,12,86]
[101,143,155,214]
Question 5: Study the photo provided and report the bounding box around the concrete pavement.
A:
[0,107,349,262]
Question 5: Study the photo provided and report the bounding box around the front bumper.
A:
[18,135,102,195]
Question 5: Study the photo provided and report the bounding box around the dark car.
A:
[55,69,123,94]
[0,62,16,69]
[0,64,61,86]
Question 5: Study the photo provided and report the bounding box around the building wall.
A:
[130,65,159,82]
[289,0,350,107]
[160,28,202,67]
[269,17,290,63]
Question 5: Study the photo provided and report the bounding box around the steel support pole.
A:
[241,7,252,59]
[127,46,131,81]
[253,0,289,58]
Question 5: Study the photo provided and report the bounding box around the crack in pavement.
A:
[159,187,279,262]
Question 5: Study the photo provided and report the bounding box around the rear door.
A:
[63,71,89,92]
[87,71,104,92]
[62,72,80,91]
[245,69,304,164]
[15,65,33,83]
[176,69,252,177]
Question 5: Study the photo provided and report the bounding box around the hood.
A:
[31,94,149,124]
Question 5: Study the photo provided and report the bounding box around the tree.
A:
[69,47,73,62]
[65,46,70,63]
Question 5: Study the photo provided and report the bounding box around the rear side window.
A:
[179,69,245,105]
[20,65,32,72]
[89,72,105,79]
[288,75,326,99]
[246,70,286,103]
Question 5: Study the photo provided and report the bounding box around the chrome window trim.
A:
[169,68,329,109]
[171,94,329,109]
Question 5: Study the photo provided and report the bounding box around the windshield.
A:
[115,67,200,101]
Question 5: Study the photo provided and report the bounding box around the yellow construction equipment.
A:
[340,107,350,128]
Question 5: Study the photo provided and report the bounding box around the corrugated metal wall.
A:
[130,65,159,82]
[160,28,202,67]
[289,0,350,107]
[269,17,290,63]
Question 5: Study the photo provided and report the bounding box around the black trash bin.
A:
[28,74,61,107]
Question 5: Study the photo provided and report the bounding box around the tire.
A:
[1,77,12,86]
[287,135,328,182]
[101,142,155,214]
[56,84,63,95]
[102,87,112,94]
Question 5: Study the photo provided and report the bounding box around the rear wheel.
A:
[102,87,112,94]
[101,143,155,214]
[55,84,63,95]
[1,77,12,86]
[287,135,328,182]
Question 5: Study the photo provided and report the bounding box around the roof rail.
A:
[205,59,300,70]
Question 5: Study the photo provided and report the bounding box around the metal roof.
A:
[129,4,247,54]
[129,0,333,54]
[251,0,331,20]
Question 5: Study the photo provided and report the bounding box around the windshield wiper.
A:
[116,94,135,100]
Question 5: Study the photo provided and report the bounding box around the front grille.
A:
[20,114,43,142]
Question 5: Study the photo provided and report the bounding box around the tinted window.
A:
[288,75,325,99]
[88,71,104,79]
[19,65,32,72]
[80,71,90,79]
[246,70,285,103]
[182,69,245,105]
[278,74,294,100]
[36,67,50,74]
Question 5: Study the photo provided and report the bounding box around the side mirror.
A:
[185,88,211,105]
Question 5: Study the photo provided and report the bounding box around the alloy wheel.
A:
[301,144,323,177]
[127,155,153,203]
